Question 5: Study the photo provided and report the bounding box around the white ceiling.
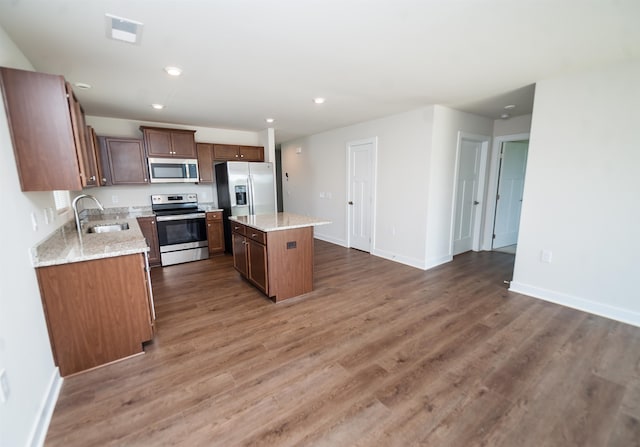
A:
[0,1,638,143]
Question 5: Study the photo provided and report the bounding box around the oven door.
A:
[156,213,208,251]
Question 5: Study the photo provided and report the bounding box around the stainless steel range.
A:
[151,193,208,266]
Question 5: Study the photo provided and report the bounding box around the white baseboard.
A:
[313,233,346,247]
[313,236,453,273]
[509,281,640,328]
[371,248,427,270]
[424,254,453,270]
[28,367,63,447]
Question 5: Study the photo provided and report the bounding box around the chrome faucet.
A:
[72,194,104,234]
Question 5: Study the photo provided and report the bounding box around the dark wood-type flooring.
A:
[45,241,640,446]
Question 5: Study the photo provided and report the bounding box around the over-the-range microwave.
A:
[148,158,199,183]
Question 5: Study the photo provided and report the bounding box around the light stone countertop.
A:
[229,212,331,232]
[200,204,223,213]
[31,213,150,268]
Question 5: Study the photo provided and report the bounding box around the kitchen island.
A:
[229,212,330,302]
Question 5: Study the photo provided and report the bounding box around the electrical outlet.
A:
[112,195,119,204]
[0,369,9,403]
[541,249,553,263]
[31,212,38,232]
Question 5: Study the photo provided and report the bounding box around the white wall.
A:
[84,116,264,208]
[493,113,532,137]
[0,26,63,447]
[427,106,494,266]
[282,105,494,270]
[511,61,640,327]
[282,107,434,268]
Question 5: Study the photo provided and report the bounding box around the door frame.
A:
[449,131,491,256]
[346,137,378,251]
[481,132,530,251]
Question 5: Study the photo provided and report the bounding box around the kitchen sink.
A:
[87,223,130,233]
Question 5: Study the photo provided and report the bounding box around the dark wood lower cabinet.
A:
[137,216,161,267]
[232,232,248,276]
[247,238,268,294]
[206,212,225,255]
[231,223,314,301]
[36,254,154,376]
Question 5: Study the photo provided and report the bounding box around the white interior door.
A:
[492,140,528,248]
[348,139,375,252]
[453,138,484,255]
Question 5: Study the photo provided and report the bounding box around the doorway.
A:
[482,133,529,254]
[451,132,490,256]
[347,138,377,252]
[492,140,529,251]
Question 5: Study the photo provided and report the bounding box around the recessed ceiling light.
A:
[500,113,510,119]
[164,66,182,77]
[313,97,326,104]
[504,104,516,110]
[151,103,165,110]
[265,118,275,123]
[74,82,91,90]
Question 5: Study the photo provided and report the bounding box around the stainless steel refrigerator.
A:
[215,161,276,252]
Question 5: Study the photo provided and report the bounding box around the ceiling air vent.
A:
[105,13,143,44]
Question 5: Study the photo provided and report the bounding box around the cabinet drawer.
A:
[231,222,246,236]
[246,228,266,245]
[206,211,222,221]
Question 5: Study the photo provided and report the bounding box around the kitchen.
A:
[0,65,330,378]
[2,2,640,446]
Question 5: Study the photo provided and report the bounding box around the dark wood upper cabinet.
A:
[196,143,214,183]
[0,66,89,191]
[87,126,107,186]
[213,144,240,160]
[98,137,148,185]
[239,145,265,162]
[212,144,264,162]
[66,82,98,188]
[140,126,197,158]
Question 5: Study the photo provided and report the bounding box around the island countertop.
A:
[229,212,331,232]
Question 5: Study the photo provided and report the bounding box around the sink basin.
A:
[87,223,130,233]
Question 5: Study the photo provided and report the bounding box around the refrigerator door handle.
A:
[248,175,255,215]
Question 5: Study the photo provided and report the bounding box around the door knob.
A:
[348,201,353,205]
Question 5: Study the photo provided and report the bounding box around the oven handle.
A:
[156,213,206,222]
